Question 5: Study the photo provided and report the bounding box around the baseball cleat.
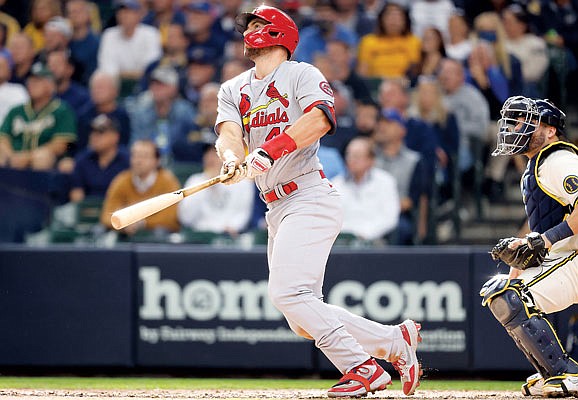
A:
[542,374,578,397]
[392,319,422,396]
[522,372,544,396]
[327,358,392,398]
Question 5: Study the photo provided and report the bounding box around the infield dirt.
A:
[0,389,528,399]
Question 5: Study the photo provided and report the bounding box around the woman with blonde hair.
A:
[472,11,523,97]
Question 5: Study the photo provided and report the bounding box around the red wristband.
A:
[260,132,297,160]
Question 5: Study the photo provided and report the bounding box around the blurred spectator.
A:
[471,11,523,103]
[357,2,421,79]
[221,58,249,82]
[528,0,578,108]
[334,0,377,39]
[0,53,28,124]
[46,49,90,112]
[446,11,473,62]
[438,58,489,174]
[409,75,460,195]
[332,136,400,242]
[377,78,438,181]
[406,27,447,86]
[0,62,76,171]
[142,0,185,46]
[502,4,549,97]
[38,16,72,62]
[213,0,244,41]
[177,143,253,235]
[0,0,20,46]
[460,0,513,24]
[373,108,428,244]
[69,114,129,202]
[98,0,162,87]
[293,0,357,64]
[77,70,131,151]
[318,145,346,179]
[183,48,217,107]
[355,101,379,137]
[66,0,100,85]
[140,23,189,95]
[182,1,226,67]
[100,139,180,235]
[409,0,455,40]
[8,33,36,85]
[23,0,62,52]
[172,81,217,164]
[325,38,374,104]
[127,65,196,165]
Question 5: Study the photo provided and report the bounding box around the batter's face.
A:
[243,17,269,60]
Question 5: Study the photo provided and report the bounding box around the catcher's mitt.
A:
[490,232,548,270]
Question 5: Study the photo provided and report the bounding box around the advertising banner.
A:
[0,247,133,366]
[135,246,313,369]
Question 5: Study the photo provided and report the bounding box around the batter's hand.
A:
[245,148,274,179]
[220,156,247,185]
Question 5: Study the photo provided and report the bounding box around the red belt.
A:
[263,170,326,203]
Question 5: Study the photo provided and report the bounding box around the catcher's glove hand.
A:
[490,232,548,270]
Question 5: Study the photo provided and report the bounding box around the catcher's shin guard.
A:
[480,276,578,378]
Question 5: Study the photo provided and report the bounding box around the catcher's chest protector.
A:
[523,142,575,233]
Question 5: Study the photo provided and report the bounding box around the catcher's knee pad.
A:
[480,276,578,377]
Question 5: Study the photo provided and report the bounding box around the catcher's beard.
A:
[525,128,547,156]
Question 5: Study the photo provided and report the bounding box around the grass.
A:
[0,376,520,391]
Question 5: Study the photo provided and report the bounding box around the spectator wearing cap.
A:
[212,0,244,42]
[142,0,186,47]
[177,142,254,236]
[76,70,131,153]
[372,108,428,245]
[139,23,190,95]
[182,0,227,69]
[172,81,217,164]
[0,62,76,171]
[502,4,549,98]
[0,52,28,124]
[183,47,217,106]
[98,0,162,88]
[66,0,101,86]
[293,0,358,64]
[69,114,130,202]
[7,33,36,85]
[41,16,72,56]
[23,0,62,52]
[47,49,90,113]
[332,136,400,244]
[126,65,196,165]
[100,139,180,236]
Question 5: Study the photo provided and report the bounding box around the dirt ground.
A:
[0,389,528,399]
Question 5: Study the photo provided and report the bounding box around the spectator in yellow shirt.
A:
[357,3,421,79]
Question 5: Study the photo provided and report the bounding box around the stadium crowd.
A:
[0,0,576,246]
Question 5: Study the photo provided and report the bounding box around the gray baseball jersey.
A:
[215,60,334,192]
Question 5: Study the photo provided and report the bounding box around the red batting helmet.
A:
[235,5,299,58]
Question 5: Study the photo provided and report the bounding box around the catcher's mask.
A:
[493,96,541,156]
[235,5,299,60]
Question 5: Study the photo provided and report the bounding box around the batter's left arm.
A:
[284,106,333,148]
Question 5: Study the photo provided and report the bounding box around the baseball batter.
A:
[214,5,421,397]
[481,96,578,397]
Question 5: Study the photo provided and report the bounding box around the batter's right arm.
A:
[216,121,247,185]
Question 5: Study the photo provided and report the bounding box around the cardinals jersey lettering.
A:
[215,61,335,193]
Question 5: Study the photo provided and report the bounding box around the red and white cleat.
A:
[392,319,422,396]
[327,358,392,398]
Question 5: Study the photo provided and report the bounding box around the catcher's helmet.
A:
[493,96,541,156]
[535,98,566,135]
[235,5,299,59]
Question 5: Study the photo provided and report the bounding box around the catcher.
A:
[481,96,578,397]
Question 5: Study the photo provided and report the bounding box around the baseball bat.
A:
[110,171,232,230]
